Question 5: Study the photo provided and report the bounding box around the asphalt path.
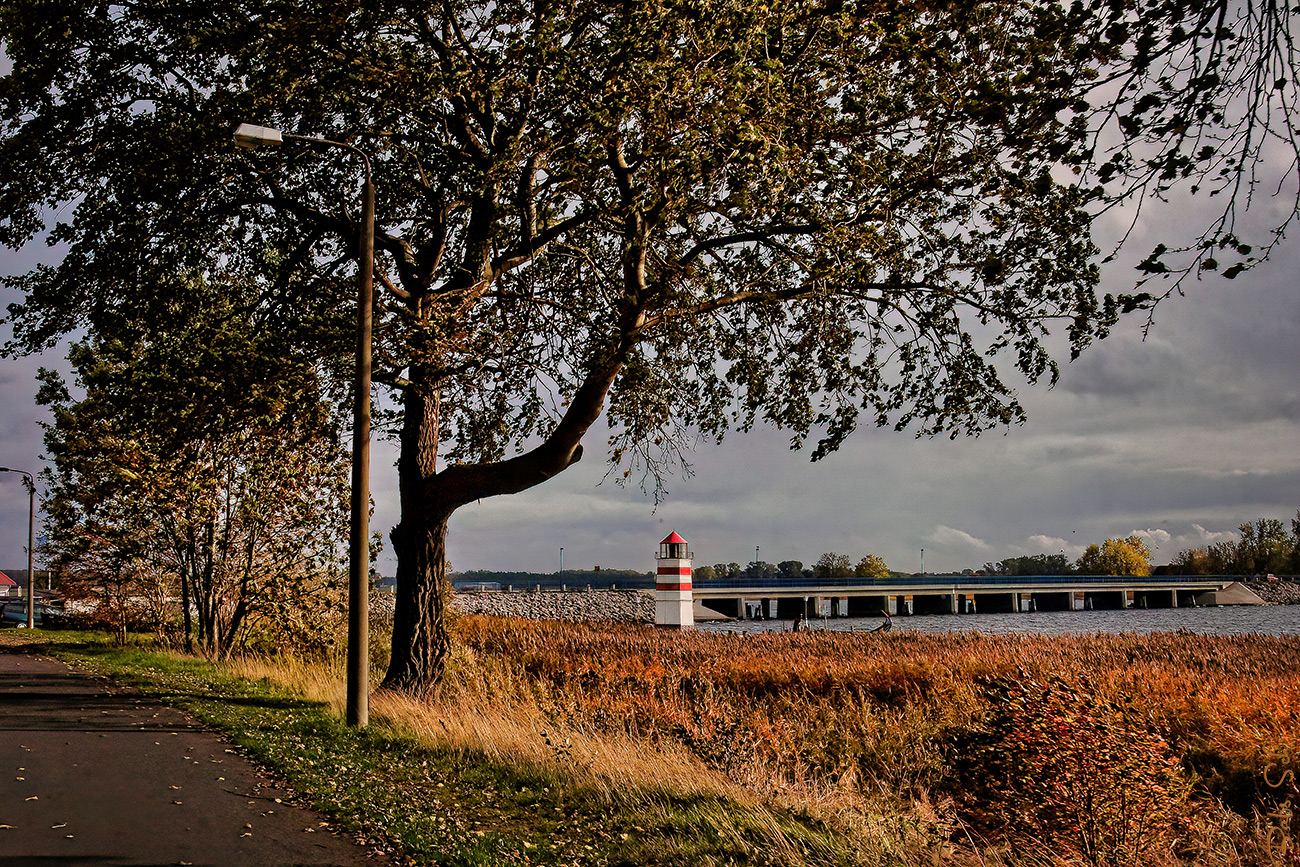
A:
[0,645,392,867]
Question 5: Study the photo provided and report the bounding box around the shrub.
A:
[948,674,1191,866]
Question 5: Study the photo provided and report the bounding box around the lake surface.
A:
[699,604,1300,637]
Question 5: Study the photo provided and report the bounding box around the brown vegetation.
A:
[425,618,1300,865]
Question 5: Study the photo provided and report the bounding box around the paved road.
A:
[0,646,391,867]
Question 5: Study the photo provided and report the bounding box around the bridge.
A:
[689,574,1236,620]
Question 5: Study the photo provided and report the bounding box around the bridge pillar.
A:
[654,532,693,629]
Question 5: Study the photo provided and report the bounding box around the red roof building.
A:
[0,570,18,597]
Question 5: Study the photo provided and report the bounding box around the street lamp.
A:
[0,467,35,628]
[234,123,374,728]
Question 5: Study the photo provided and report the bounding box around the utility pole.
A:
[0,467,35,628]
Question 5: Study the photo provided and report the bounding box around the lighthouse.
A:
[655,531,694,629]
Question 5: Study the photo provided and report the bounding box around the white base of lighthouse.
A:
[655,589,694,629]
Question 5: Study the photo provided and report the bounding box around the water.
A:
[700,604,1300,637]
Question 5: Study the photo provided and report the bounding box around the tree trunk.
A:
[384,508,452,695]
[180,559,193,654]
[380,302,644,696]
[381,380,450,695]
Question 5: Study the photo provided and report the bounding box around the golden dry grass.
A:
[225,619,1300,865]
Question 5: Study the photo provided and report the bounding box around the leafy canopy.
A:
[1076,536,1153,576]
[3,0,1295,489]
[36,274,350,654]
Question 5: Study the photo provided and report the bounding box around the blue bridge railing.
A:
[696,573,1246,590]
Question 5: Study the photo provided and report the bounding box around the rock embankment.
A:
[453,588,655,622]
[1248,579,1300,605]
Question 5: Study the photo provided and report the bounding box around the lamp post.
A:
[234,123,373,728]
[0,467,35,628]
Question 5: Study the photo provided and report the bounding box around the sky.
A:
[3,184,1299,582]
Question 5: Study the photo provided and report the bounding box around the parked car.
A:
[0,600,64,628]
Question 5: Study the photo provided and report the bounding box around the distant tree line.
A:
[983,539,1155,577]
[694,552,894,582]
[687,513,1300,584]
[982,515,1300,578]
[1169,517,1300,576]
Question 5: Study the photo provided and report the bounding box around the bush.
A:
[947,674,1191,866]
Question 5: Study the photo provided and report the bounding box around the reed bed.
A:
[230,619,1300,865]
[442,619,1300,865]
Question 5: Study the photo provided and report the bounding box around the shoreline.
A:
[363,579,1300,625]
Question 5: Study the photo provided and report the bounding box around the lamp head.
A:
[233,123,284,150]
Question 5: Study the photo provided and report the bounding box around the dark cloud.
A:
[1060,334,1190,399]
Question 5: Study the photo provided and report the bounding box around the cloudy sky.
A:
[3,181,1298,580]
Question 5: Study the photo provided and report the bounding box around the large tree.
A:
[2,0,1297,693]
[1076,536,1153,576]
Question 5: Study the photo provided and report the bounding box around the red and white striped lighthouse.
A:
[655,531,694,628]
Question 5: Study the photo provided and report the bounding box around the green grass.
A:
[15,632,856,867]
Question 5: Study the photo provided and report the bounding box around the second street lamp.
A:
[234,123,373,728]
[0,466,36,628]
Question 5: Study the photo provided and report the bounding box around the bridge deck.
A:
[690,574,1228,598]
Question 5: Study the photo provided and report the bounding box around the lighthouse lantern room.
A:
[655,531,694,629]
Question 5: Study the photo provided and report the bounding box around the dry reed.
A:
[225,619,1300,865]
